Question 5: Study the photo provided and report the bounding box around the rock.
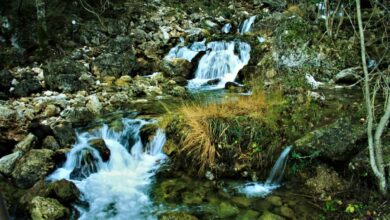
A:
[217,202,240,218]
[0,151,22,175]
[159,212,198,220]
[0,69,13,99]
[51,122,76,148]
[60,107,94,126]
[206,79,221,86]
[259,211,286,220]
[20,179,80,207]
[109,92,130,108]
[161,59,194,86]
[14,133,37,152]
[140,123,158,146]
[42,136,60,150]
[231,196,251,208]
[236,210,259,220]
[305,165,348,196]
[44,58,91,92]
[266,196,283,206]
[11,72,42,98]
[69,148,99,180]
[88,138,110,162]
[294,117,366,162]
[225,81,246,93]
[92,52,137,78]
[29,197,69,220]
[86,94,103,115]
[279,206,295,219]
[11,149,55,188]
[333,67,361,84]
[0,104,16,128]
[43,104,59,117]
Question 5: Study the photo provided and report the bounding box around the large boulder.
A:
[11,149,56,188]
[160,59,194,86]
[11,72,42,98]
[20,179,80,207]
[294,117,366,162]
[51,122,76,148]
[28,196,69,220]
[92,52,137,78]
[44,58,92,93]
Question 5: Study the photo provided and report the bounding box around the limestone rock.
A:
[42,136,60,150]
[14,133,37,152]
[88,138,110,162]
[0,151,22,175]
[11,149,55,188]
[51,122,76,148]
[29,197,69,220]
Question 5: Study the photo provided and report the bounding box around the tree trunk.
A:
[35,0,48,49]
[356,0,387,195]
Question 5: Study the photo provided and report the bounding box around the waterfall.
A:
[187,41,251,90]
[222,23,232,34]
[48,119,167,220]
[164,39,206,62]
[238,16,256,35]
[238,146,292,197]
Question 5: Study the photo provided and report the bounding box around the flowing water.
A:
[238,16,256,35]
[48,119,167,220]
[238,146,292,198]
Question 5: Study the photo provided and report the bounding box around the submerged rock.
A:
[28,196,69,220]
[159,212,198,220]
[11,149,55,188]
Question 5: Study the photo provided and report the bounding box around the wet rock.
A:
[44,58,91,92]
[0,151,22,176]
[231,196,251,208]
[42,136,60,150]
[20,179,80,207]
[60,107,94,127]
[159,212,198,220]
[88,138,110,162]
[14,133,37,152]
[11,149,55,188]
[51,122,76,148]
[266,196,283,206]
[225,81,246,93]
[305,165,348,196]
[161,59,194,86]
[294,117,366,162]
[259,211,286,220]
[217,202,239,218]
[28,196,69,220]
[11,72,42,98]
[333,67,361,84]
[69,148,99,180]
[92,52,137,78]
[140,124,158,146]
[0,69,13,99]
[206,79,221,86]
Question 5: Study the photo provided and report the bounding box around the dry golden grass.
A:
[178,91,271,174]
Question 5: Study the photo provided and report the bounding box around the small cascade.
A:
[238,16,256,35]
[164,39,206,62]
[238,146,292,197]
[48,119,167,220]
[222,23,232,34]
[187,41,251,90]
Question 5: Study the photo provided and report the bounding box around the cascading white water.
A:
[164,39,206,62]
[238,146,292,197]
[222,23,232,34]
[48,119,167,220]
[238,16,256,35]
[187,41,251,90]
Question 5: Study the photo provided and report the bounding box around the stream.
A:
[46,16,323,219]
